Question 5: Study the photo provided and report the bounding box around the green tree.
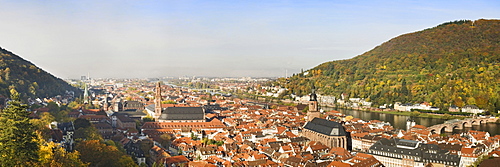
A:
[74,126,103,141]
[73,118,92,130]
[0,89,39,166]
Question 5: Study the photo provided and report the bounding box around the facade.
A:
[141,119,226,139]
[352,134,382,152]
[301,118,348,149]
[115,115,136,129]
[462,105,484,114]
[122,101,144,111]
[368,138,460,167]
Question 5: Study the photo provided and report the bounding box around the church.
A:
[301,89,349,149]
[152,82,205,123]
[141,82,225,139]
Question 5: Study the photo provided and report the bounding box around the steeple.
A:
[406,117,416,132]
[309,86,318,110]
[154,82,162,121]
[307,85,320,122]
[83,83,89,104]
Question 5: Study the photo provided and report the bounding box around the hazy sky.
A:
[0,0,498,79]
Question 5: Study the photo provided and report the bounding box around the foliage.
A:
[0,47,81,99]
[282,19,500,111]
[139,139,154,160]
[411,109,472,116]
[302,106,309,113]
[158,133,176,148]
[0,89,39,166]
[201,138,224,146]
[31,112,55,140]
[142,116,155,122]
[73,118,92,130]
[73,118,103,142]
[470,154,490,167]
[74,126,103,142]
[162,100,177,104]
[38,141,87,167]
[76,140,137,167]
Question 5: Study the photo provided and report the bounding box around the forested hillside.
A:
[0,47,80,99]
[281,19,500,112]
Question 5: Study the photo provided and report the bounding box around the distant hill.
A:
[0,47,80,100]
[281,19,500,112]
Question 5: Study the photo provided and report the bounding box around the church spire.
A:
[83,83,89,104]
[307,85,320,122]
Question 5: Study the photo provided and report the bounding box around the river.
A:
[325,107,500,136]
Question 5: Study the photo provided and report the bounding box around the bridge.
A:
[189,88,221,93]
[427,117,499,134]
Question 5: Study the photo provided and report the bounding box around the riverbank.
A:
[323,105,468,120]
[229,91,470,120]
[368,110,467,120]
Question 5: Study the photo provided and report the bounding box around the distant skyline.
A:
[0,0,499,79]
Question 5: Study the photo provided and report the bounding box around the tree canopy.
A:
[0,89,40,166]
[281,19,500,111]
[0,47,81,99]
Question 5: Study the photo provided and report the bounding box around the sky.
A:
[0,0,499,79]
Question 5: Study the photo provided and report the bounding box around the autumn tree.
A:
[158,133,175,148]
[38,141,87,167]
[76,140,136,167]
[74,126,103,141]
[0,89,39,166]
[31,112,55,140]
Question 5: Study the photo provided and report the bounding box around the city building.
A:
[368,138,461,167]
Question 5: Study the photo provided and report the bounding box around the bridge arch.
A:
[444,125,460,133]
[437,126,447,134]
[463,121,472,128]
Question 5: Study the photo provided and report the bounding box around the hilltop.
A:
[280,19,500,111]
[0,47,80,100]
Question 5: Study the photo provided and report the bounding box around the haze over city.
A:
[0,0,498,78]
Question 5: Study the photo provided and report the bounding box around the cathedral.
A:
[153,82,205,122]
[301,89,349,149]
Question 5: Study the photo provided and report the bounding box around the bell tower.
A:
[406,117,416,132]
[154,82,162,121]
[307,86,320,122]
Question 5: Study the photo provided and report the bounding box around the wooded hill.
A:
[280,19,500,112]
[0,47,80,99]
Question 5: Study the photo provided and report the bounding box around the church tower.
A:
[83,83,89,104]
[406,117,416,132]
[307,87,321,122]
[154,82,162,121]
